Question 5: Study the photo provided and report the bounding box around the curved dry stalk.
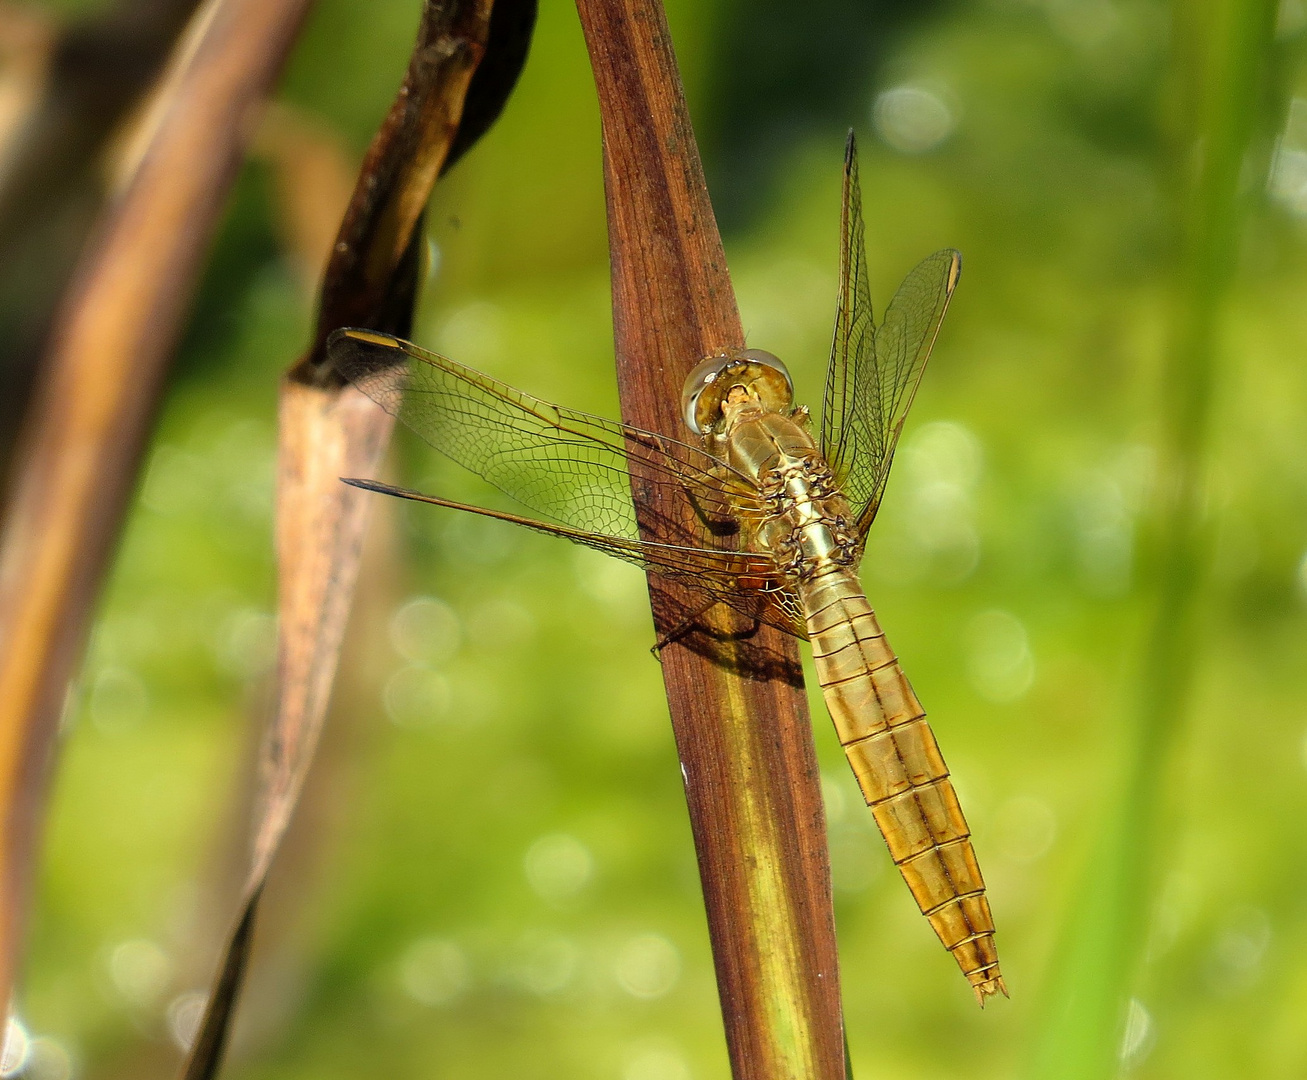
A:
[0,0,206,479]
[0,0,316,1024]
[178,2,537,1077]
[573,2,845,1078]
[299,0,537,377]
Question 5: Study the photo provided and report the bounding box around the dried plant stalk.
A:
[0,0,316,1021]
[301,0,536,374]
[0,0,206,478]
[573,2,845,1078]
[178,2,537,1076]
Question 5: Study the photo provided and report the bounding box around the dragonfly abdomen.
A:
[799,567,1006,1004]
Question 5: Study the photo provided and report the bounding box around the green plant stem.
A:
[1028,2,1278,1077]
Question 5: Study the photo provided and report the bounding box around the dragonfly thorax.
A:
[718,409,861,581]
[759,463,859,579]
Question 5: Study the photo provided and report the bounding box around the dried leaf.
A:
[177,2,536,1076]
[299,0,537,376]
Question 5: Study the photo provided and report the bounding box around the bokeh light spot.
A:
[573,547,647,609]
[398,937,468,1007]
[89,666,150,734]
[614,934,680,999]
[166,991,207,1052]
[624,1046,691,1080]
[108,939,173,1007]
[966,610,1035,703]
[828,832,879,894]
[993,795,1057,863]
[466,597,536,650]
[820,773,847,824]
[1118,997,1154,1064]
[1207,906,1272,995]
[437,300,506,366]
[524,834,594,904]
[1270,98,1307,215]
[389,595,461,666]
[213,608,276,679]
[511,934,580,997]
[1073,474,1133,596]
[384,667,452,728]
[1047,0,1122,49]
[1,1018,29,1078]
[873,85,956,154]
[23,1039,72,1080]
[880,421,985,585]
[141,446,202,517]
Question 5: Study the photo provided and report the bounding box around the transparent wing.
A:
[821,131,876,500]
[329,328,768,544]
[859,249,961,529]
[328,329,805,638]
[341,479,806,638]
[819,133,962,534]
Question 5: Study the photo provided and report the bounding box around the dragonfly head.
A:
[681,349,793,436]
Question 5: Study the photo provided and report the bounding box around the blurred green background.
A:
[6,0,1307,1078]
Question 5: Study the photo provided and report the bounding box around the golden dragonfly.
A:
[329,133,1005,1004]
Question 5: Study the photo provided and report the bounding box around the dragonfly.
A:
[328,132,1006,1005]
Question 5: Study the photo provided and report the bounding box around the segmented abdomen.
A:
[798,567,1006,1004]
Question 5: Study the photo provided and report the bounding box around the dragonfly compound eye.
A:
[681,348,793,436]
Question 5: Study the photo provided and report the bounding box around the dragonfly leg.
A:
[649,596,777,659]
[650,595,746,659]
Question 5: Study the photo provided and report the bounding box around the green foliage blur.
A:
[14,1,1307,1078]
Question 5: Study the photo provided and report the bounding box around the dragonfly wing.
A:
[820,131,876,497]
[818,134,962,536]
[342,478,805,638]
[859,248,962,531]
[328,329,766,551]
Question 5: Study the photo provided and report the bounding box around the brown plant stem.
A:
[178,1,537,1075]
[0,0,316,1023]
[573,2,845,1078]
[299,0,537,376]
[0,0,207,485]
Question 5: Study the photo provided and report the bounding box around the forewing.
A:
[819,133,962,535]
[328,328,766,549]
[820,131,876,494]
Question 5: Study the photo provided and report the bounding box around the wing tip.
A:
[326,327,412,386]
[922,248,962,292]
[330,327,403,350]
[340,476,388,494]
